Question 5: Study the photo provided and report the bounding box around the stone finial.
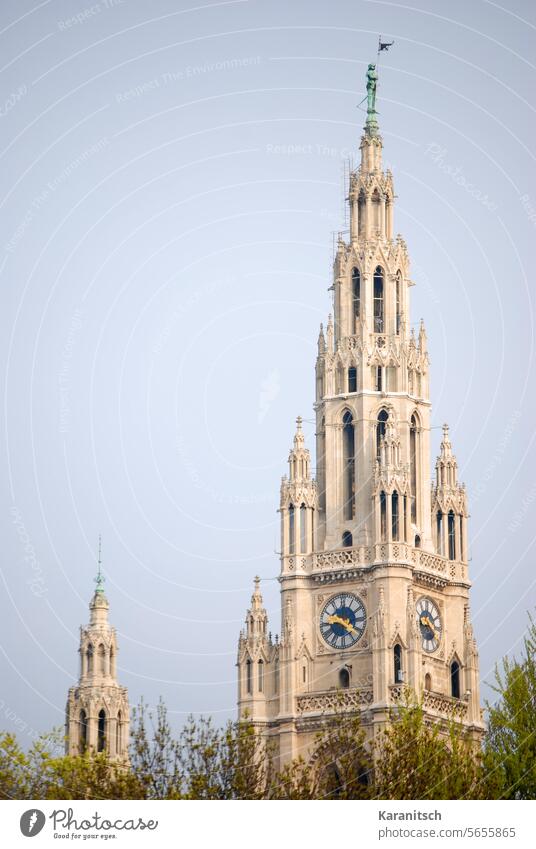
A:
[318,323,326,354]
[440,423,453,457]
[326,314,334,353]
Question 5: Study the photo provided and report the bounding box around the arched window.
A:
[246,659,252,694]
[451,661,461,699]
[436,511,443,555]
[302,664,307,684]
[424,673,432,691]
[358,190,366,237]
[116,711,122,755]
[339,667,350,689]
[380,491,387,541]
[410,415,418,523]
[396,271,402,334]
[376,409,388,459]
[318,417,326,513]
[86,644,94,675]
[373,266,384,332]
[342,530,353,548]
[98,709,106,753]
[98,644,106,675]
[394,644,403,683]
[300,504,307,553]
[415,534,421,548]
[375,365,383,392]
[372,188,381,230]
[352,268,361,329]
[352,268,361,333]
[348,367,357,393]
[342,411,355,520]
[392,491,399,541]
[448,511,456,560]
[288,504,295,555]
[79,710,87,753]
[258,659,264,693]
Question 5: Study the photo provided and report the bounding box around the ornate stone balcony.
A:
[296,687,374,715]
[282,545,467,585]
[389,685,468,719]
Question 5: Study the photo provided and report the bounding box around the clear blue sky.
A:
[0,0,535,740]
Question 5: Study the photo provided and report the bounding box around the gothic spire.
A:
[288,416,311,481]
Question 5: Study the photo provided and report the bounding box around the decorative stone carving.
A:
[297,688,374,714]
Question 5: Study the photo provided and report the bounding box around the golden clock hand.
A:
[421,615,438,640]
[327,614,357,635]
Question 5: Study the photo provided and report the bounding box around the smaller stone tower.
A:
[66,546,129,759]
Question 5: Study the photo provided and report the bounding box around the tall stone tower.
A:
[237,63,484,766]
[66,554,129,759]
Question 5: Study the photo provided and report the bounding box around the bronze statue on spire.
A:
[365,63,379,136]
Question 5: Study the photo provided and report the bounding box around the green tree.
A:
[0,733,29,800]
[486,614,536,799]
[130,698,182,799]
[374,695,497,800]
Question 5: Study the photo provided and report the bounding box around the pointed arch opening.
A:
[258,659,264,693]
[450,660,461,699]
[352,268,361,331]
[371,188,382,232]
[300,503,307,553]
[380,491,387,542]
[246,658,252,695]
[392,491,399,541]
[288,504,295,555]
[342,411,355,520]
[375,365,383,392]
[348,366,357,393]
[79,710,87,753]
[339,667,350,689]
[394,643,403,683]
[436,511,443,555]
[342,530,353,548]
[97,709,106,753]
[116,710,122,755]
[448,510,456,560]
[358,190,366,237]
[376,408,389,460]
[373,266,384,332]
[86,644,94,675]
[424,673,432,691]
[98,643,106,675]
[410,414,419,523]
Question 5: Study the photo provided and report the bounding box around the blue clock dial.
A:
[319,593,366,650]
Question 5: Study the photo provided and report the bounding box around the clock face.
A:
[319,593,366,650]
[416,596,442,653]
